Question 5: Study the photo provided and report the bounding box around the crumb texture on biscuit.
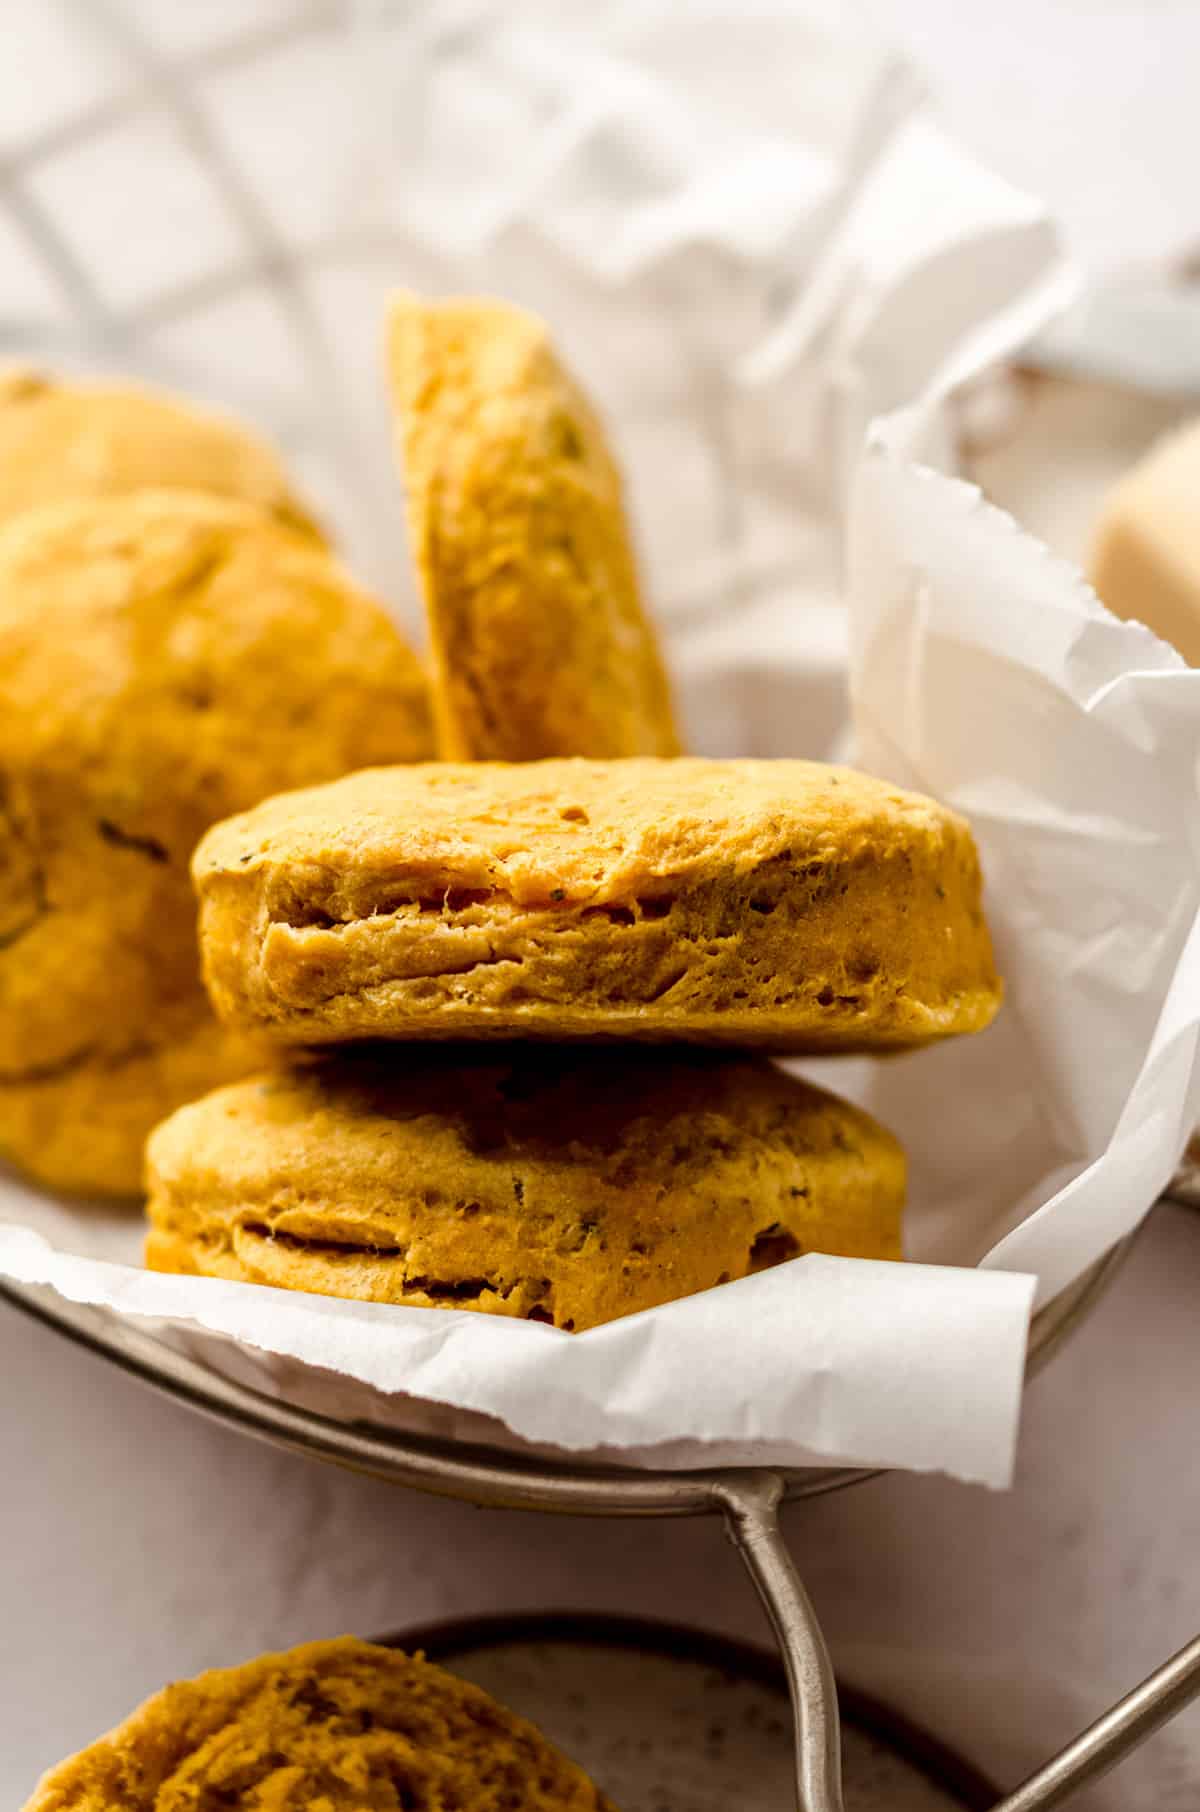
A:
[0,367,323,538]
[194,757,1001,1055]
[387,294,680,760]
[145,1047,905,1329]
[22,1636,614,1811]
[0,491,433,1196]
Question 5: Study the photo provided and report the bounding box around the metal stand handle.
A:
[720,1469,1200,1812]
[718,1473,843,1812]
[991,1633,1200,1811]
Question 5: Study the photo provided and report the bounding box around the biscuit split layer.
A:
[22,1636,611,1811]
[145,1048,904,1330]
[194,757,1001,1053]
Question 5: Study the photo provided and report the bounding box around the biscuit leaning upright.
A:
[386,294,681,759]
[0,490,434,1198]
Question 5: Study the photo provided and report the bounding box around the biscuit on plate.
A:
[145,1048,904,1329]
[22,1636,612,1811]
[194,756,1000,1053]
[0,366,322,539]
[387,294,680,759]
[0,491,433,1197]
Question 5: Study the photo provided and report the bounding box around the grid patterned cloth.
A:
[0,0,883,766]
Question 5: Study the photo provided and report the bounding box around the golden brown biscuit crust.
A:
[194,757,1001,1054]
[23,1636,613,1811]
[0,367,322,538]
[0,491,434,1196]
[0,1015,262,1205]
[387,294,680,759]
[145,1049,904,1329]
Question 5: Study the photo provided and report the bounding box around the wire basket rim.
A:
[0,1233,1131,1513]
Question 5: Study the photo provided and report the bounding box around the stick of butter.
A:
[1090,418,1200,665]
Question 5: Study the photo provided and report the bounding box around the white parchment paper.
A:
[0,4,1194,1489]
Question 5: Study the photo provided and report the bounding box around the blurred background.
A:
[1,3,1195,638]
[1,2,1198,1806]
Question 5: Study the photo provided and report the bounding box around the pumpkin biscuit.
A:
[386,294,681,759]
[22,1636,612,1811]
[0,366,322,538]
[0,491,434,1197]
[145,1048,904,1329]
[194,757,1001,1053]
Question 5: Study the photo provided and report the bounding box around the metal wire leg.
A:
[716,1472,844,1812]
[990,1632,1200,1811]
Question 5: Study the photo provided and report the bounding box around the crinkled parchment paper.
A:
[2,4,1194,1487]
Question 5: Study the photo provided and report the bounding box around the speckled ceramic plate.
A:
[382,1613,997,1811]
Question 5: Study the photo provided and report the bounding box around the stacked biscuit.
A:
[138,298,1002,1332]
